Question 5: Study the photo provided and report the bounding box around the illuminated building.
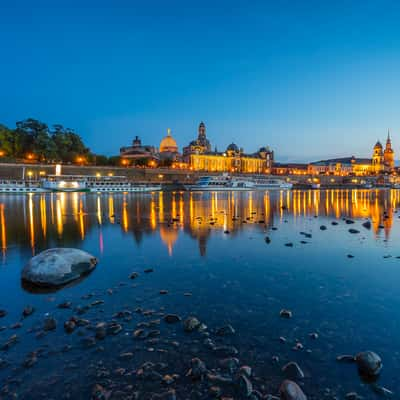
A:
[120,135,157,160]
[184,122,274,173]
[159,128,180,161]
[308,136,396,176]
[183,121,211,155]
[272,163,308,175]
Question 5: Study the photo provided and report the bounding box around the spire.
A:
[167,128,171,137]
[387,129,391,142]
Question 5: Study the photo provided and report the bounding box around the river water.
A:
[0,190,399,399]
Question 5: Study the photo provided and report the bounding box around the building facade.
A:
[120,136,157,160]
[184,122,274,173]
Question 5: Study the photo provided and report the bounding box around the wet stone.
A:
[64,320,76,333]
[236,374,253,397]
[282,361,305,379]
[355,351,383,376]
[0,309,7,318]
[320,225,327,230]
[164,314,181,323]
[183,316,201,332]
[43,316,57,331]
[129,272,139,279]
[187,357,207,380]
[216,324,235,336]
[279,380,307,400]
[349,228,360,234]
[22,306,35,318]
[280,309,293,319]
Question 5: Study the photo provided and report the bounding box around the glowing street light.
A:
[0,150,5,157]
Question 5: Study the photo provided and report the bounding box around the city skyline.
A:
[2,1,400,161]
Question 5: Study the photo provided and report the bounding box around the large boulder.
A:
[279,380,307,400]
[22,248,97,287]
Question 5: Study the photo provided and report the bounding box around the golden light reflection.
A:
[40,195,47,239]
[0,204,6,260]
[122,197,129,232]
[108,196,115,224]
[28,194,35,253]
[79,199,85,240]
[97,196,102,225]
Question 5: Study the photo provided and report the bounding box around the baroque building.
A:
[159,128,180,161]
[308,134,396,176]
[120,136,157,160]
[183,122,274,173]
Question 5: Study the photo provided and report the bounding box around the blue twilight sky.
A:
[1,0,400,162]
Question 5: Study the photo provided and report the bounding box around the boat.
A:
[41,175,89,192]
[86,176,161,193]
[189,174,292,191]
[41,174,162,193]
[0,179,48,194]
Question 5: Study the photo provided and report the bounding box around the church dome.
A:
[160,129,178,153]
[227,143,239,152]
[374,141,382,149]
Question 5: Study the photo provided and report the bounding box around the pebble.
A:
[164,314,181,323]
[280,309,293,318]
[183,316,201,332]
[43,317,57,331]
[22,306,35,318]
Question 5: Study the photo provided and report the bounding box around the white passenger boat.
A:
[41,175,89,192]
[0,180,48,194]
[189,174,292,191]
[41,175,162,193]
[86,176,161,193]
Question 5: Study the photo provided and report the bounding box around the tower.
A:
[198,122,206,141]
[372,140,384,173]
[384,130,395,170]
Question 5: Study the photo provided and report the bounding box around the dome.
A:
[374,141,382,149]
[160,129,178,153]
[227,143,239,152]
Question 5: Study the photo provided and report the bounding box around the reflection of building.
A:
[120,136,157,160]
[159,129,180,161]
[183,122,274,173]
[159,224,178,256]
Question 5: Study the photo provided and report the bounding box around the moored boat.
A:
[0,180,48,194]
[189,174,292,191]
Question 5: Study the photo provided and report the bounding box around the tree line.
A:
[0,118,122,165]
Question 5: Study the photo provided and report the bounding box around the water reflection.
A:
[0,189,399,262]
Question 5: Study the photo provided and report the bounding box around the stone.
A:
[64,320,76,333]
[216,324,235,336]
[22,306,35,318]
[164,314,181,323]
[129,272,139,279]
[279,380,307,400]
[362,221,372,229]
[95,322,107,339]
[22,248,97,287]
[355,351,383,376]
[280,309,293,318]
[285,243,294,247]
[187,357,207,379]
[43,317,57,331]
[219,357,239,372]
[183,316,201,332]
[349,229,360,234]
[282,362,305,379]
[320,225,327,230]
[336,354,355,363]
[236,374,253,397]
[0,309,6,318]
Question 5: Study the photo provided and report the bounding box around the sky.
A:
[1,0,400,162]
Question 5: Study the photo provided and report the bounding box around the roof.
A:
[310,157,372,166]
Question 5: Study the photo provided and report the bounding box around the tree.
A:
[0,124,16,156]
